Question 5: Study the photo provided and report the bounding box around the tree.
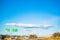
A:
[52,32,60,37]
[29,34,37,39]
[1,35,6,39]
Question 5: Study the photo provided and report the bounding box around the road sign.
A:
[6,28,18,32]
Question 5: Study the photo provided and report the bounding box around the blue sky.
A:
[0,0,60,36]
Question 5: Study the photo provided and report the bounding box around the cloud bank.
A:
[5,23,54,28]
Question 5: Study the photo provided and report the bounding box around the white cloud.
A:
[16,23,40,27]
[5,23,54,28]
[5,23,16,26]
